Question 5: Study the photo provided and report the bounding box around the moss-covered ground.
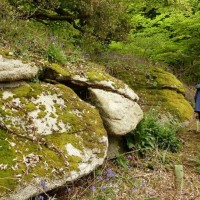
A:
[112,65,193,122]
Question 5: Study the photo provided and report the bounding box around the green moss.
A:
[86,70,111,82]
[37,111,46,119]
[113,65,193,122]
[28,83,44,98]
[137,88,193,121]
[150,67,185,94]
[39,104,46,111]
[67,156,82,170]
[0,129,19,194]
[158,90,193,121]
[12,84,31,97]
[24,102,37,112]
[46,133,83,152]
[48,63,70,76]
[11,135,69,183]
[50,113,56,118]
[0,49,15,59]
[0,82,107,196]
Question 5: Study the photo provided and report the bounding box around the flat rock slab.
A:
[44,63,139,101]
[0,55,38,82]
[0,83,108,200]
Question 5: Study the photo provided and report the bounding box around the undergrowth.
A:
[126,110,182,155]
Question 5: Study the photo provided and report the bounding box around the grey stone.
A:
[89,88,143,135]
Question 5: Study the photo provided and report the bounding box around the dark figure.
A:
[194,84,200,131]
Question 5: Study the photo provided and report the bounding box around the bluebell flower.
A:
[101,185,106,191]
[90,185,96,191]
[38,195,44,200]
[141,180,146,188]
[97,175,103,180]
[41,179,47,190]
[127,154,132,159]
[131,188,138,193]
[127,164,132,168]
[106,169,116,178]
[65,187,71,193]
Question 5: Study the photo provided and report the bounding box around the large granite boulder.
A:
[42,62,143,135]
[0,55,143,199]
[89,88,143,135]
[0,83,108,200]
[0,55,38,82]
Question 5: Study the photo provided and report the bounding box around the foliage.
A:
[7,0,131,44]
[108,0,200,83]
[115,155,130,168]
[0,0,82,62]
[189,150,200,173]
[46,43,66,64]
[126,110,181,155]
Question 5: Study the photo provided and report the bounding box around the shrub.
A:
[126,110,181,155]
[46,44,67,64]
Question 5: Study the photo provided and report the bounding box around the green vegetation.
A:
[1,0,200,82]
[189,150,200,173]
[0,129,16,193]
[0,0,198,199]
[107,0,200,83]
[126,110,182,154]
[46,44,67,64]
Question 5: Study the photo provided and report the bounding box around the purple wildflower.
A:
[101,185,106,191]
[127,164,132,168]
[50,36,58,42]
[106,177,110,182]
[131,188,138,193]
[141,180,146,188]
[97,175,103,181]
[40,179,47,190]
[37,195,44,200]
[127,154,132,159]
[90,185,96,191]
[65,187,71,193]
[106,169,116,178]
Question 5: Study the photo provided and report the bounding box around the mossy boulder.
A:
[115,66,193,122]
[42,62,139,101]
[0,83,108,200]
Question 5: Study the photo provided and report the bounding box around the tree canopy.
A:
[8,0,130,43]
[2,0,200,82]
[109,0,200,82]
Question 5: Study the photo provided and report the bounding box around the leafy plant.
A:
[188,150,200,173]
[46,44,66,64]
[115,155,130,168]
[126,110,181,155]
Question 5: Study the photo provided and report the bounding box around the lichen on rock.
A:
[0,82,108,200]
[43,62,139,101]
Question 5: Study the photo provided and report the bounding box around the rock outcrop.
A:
[0,83,108,200]
[0,56,143,199]
[42,62,143,135]
[115,65,193,122]
[0,55,38,82]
